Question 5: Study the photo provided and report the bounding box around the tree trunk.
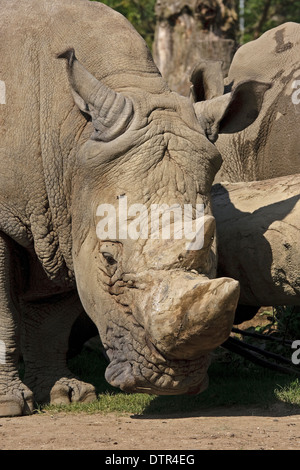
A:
[153,0,238,96]
[212,175,300,308]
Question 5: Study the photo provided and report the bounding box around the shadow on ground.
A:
[66,347,300,419]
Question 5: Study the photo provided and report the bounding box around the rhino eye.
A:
[102,252,117,266]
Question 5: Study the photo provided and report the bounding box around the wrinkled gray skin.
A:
[0,0,267,417]
[191,22,300,182]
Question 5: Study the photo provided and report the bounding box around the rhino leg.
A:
[0,233,34,417]
[21,293,96,406]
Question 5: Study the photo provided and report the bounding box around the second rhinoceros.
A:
[190,22,300,183]
[0,0,267,417]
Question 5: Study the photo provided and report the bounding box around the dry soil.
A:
[1,404,300,450]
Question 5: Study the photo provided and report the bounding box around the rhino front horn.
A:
[146,275,240,360]
[58,48,134,142]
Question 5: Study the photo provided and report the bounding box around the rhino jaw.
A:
[104,347,211,395]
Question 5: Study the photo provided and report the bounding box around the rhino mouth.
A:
[102,318,211,395]
[105,354,210,395]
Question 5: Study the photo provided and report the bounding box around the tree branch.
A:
[253,0,273,38]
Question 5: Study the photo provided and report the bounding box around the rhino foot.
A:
[0,379,34,417]
[49,377,97,406]
[23,371,97,406]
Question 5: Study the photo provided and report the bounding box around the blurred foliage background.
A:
[92,0,300,48]
[241,0,300,42]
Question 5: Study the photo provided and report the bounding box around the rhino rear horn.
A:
[58,48,134,142]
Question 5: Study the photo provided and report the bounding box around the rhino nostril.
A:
[102,252,117,265]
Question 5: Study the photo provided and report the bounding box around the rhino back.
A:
[215,22,300,182]
[0,0,163,280]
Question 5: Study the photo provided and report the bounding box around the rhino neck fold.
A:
[34,114,91,288]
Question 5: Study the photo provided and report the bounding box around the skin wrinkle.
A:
[25,38,71,282]
[80,122,215,203]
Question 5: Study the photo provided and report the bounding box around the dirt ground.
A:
[2,313,299,451]
[1,404,300,450]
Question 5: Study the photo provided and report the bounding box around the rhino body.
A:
[0,0,268,417]
[190,23,300,182]
[214,22,300,183]
[189,24,300,323]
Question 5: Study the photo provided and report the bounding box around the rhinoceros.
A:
[0,0,267,417]
[190,22,300,183]
[189,23,300,324]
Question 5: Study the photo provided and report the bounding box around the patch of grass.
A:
[275,379,300,406]
[42,392,155,415]
[42,346,300,416]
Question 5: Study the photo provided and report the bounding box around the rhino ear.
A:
[190,60,224,102]
[194,80,271,143]
[58,49,134,142]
